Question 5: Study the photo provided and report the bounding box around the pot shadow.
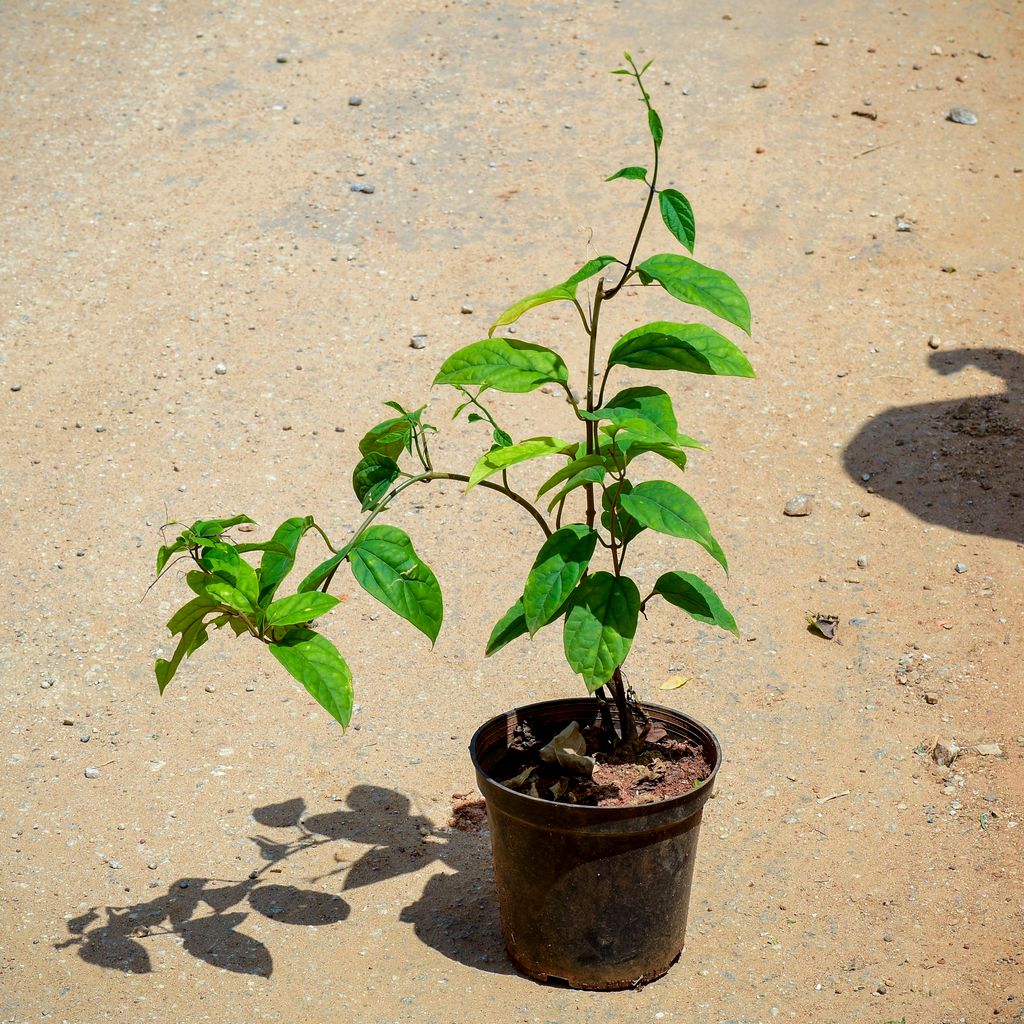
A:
[842,347,1023,542]
[55,785,511,977]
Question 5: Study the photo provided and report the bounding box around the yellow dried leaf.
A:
[659,675,691,690]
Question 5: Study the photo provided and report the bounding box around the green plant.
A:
[153,54,754,754]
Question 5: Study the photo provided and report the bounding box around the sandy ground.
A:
[2,1,1022,1021]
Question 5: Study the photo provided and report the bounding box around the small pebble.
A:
[245,684,255,692]
[856,555,868,568]
[63,718,74,726]
[148,862,158,870]
[932,739,959,767]
[783,493,815,517]
[350,183,375,194]
[178,484,186,492]
[928,335,941,350]
[931,45,943,55]
[334,425,345,432]
[40,679,53,689]
[214,362,227,375]
[815,36,830,45]
[205,684,216,693]
[924,692,939,705]
[460,303,473,314]
[95,424,106,433]
[348,95,362,106]
[80,734,90,743]
[947,106,977,125]
[751,78,768,89]
[275,54,289,63]
[9,384,22,392]
[954,562,967,574]
[976,743,1002,756]
[895,217,912,232]
[108,860,122,870]
[84,767,100,779]
[857,508,871,518]
[410,335,427,350]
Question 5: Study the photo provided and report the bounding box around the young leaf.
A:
[607,321,754,377]
[268,628,353,729]
[606,166,648,182]
[156,536,190,575]
[620,440,689,475]
[485,598,529,656]
[258,516,315,605]
[358,415,414,461]
[466,436,571,490]
[545,464,608,512]
[580,386,679,445]
[657,188,695,251]
[348,525,442,643]
[204,579,257,616]
[620,480,728,573]
[601,479,645,544]
[562,572,641,692]
[434,339,570,394]
[637,254,751,335]
[652,571,739,635]
[523,525,599,636]
[352,452,401,511]
[265,591,341,628]
[194,514,257,538]
[648,108,664,147]
[487,256,617,336]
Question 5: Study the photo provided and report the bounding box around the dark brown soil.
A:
[448,792,488,832]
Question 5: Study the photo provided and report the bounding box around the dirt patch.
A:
[448,793,488,832]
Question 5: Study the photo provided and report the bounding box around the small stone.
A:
[751,78,768,89]
[857,508,870,518]
[205,684,216,693]
[148,862,157,870]
[245,684,255,692]
[954,562,967,574]
[928,335,941,350]
[84,767,100,779]
[63,718,74,726]
[40,679,53,689]
[348,95,362,106]
[80,734,90,743]
[947,106,977,125]
[856,555,868,568]
[95,424,106,433]
[178,484,186,492]
[10,384,22,392]
[108,860,122,870]
[275,54,289,63]
[755,146,766,154]
[815,36,830,45]
[976,743,1002,757]
[783,493,814,517]
[931,45,943,55]
[350,183,375,194]
[334,425,345,433]
[924,692,939,705]
[895,217,912,232]
[976,50,991,59]
[409,335,427,350]
[179,880,190,889]
[460,303,473,314]
[214,362,227,375]
[932,739,959,767]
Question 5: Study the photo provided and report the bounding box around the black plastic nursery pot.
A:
[468,697,722,990]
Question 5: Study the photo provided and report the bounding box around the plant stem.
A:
[583,279,606,531]
[608,665,639,748]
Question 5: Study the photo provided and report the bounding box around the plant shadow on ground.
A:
[843,347,1023,543]
[55,784,509,978]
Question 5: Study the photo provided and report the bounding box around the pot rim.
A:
[468,696,722,817]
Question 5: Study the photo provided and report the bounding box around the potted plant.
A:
[152,54,754,990]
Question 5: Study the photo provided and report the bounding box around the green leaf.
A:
[297,550,345,595]
[545,464,607,512]
[358,406,424,461]
[467,436,571,490]
[536,453,610,499]
[621,440,689,474]
[601,479,645,545]
[648,108,664,147]
[581,386,679,445]
[608,321,754,378]
[606,165,648,182]
[352,452,401,511]
[348,525,442,643]
[652,571,739,636]
[620,480,728,573]
[268,628,353,729]
[658,189,696,253]
[156,597,217,693]
[205,579,257,616]
[198,543,260,608]
[194,514,256,537]
[156,537,189,574]
[637,254,751,335]
[523,525,599,636]
[434,339,570,394]
[258,516,315,605]
[485,598,529,656]
[487,256,617,336]
[265,591,341,627]
[562,572,641,692]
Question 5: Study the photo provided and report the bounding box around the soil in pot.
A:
[490,717,712,808]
